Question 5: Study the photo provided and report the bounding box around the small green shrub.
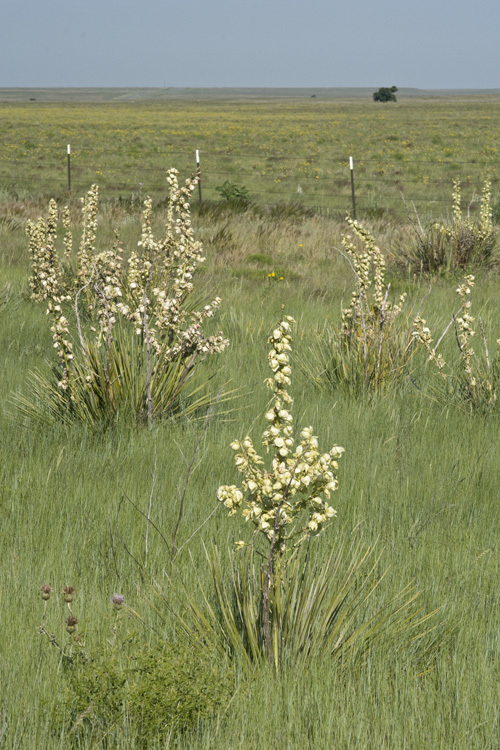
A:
[38,587,235,746]
[215,180,251,207]
[58,640,234,746]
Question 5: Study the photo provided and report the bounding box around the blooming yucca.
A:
[412,274,500,412]
[19,169,229,427]
[305,218,413,395]
[218,316,344,554]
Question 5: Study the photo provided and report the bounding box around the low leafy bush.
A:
[58,640,234,746]
[38,588,235,747]
[215,180,251,207]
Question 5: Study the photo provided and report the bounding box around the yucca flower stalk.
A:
[304,218,413,395]
[412,274,500,411]
[27,205,62,302]
[218,315,344,662]
[77,184,99,290]
[478,179,493,241]
[62,205,73,259]
[17,169,229,427]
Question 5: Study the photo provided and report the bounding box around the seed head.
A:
[66,615,78,634]
[40,584,53,601]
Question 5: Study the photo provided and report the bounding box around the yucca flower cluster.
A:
[77,184,100,289]
[26,199,74,389]
[22,169,228,425]
[341,217,407,338]
[27,199,62,302]
[455,274,477,388]
[412,274,500,410]
[218,316,344,553]
[120,172,228,360]
[478,180,493,241]
[411,316,446,374]
[91,240,125,347]
[62,206,72,258]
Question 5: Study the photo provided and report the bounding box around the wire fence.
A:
[0,140,499,220]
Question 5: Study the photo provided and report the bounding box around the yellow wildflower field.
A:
[0,94,499,218]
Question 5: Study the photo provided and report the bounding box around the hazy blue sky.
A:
[1,0,499,89]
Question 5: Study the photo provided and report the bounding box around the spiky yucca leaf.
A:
[165,540,440,673]
[303,316,418,396]
[13,323,230,427]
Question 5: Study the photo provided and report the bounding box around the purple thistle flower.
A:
[111,594,125,608]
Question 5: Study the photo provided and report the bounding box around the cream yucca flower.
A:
[218,316,344,553]
[413,274,500,411]
[23,169,229,424]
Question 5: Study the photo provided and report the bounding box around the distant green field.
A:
[0,91,499,219]
[4,86,500,102]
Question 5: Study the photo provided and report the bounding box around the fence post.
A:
[349,156,356,219]
[196,150,202,204]
[67,144,71,192]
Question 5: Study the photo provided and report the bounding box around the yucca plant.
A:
[403,179,498,273]
[304,315,417,396]
[16,170,229,427]
[163,315,439,673]
[303,218,416,395]
[15,324,221,427]
[169,539,439,674]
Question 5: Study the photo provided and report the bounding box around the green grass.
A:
[1,104,500,745]
[0,93,499,218]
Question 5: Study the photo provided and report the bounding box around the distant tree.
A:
[373,86,398,102]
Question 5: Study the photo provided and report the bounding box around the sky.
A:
[1,0,499,89]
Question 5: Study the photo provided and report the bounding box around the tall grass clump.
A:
[304,217,416,395]
[16,169,229,427]
[172,315,438,672]
[404,179,498,273]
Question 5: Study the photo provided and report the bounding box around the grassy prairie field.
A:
[0,89,499,217]
[1,92,500,747]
